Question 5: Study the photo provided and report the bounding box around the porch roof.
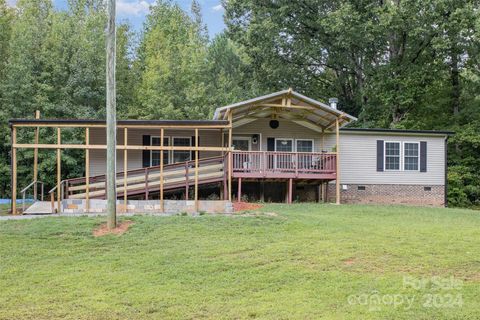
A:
[213,89,357,132]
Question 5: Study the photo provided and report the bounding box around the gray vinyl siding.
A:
[235,119,446,185]
[233,119,330,152]
[325,133,446,185]
[88,121,446,186]
[88,128,222,177]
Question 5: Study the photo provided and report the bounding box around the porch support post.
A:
[33,110,40,200]
[85,128,90,212]
[237,177,242,202]
[260,180,265,202]
[194,128,199,212]
[185,162,189,200]
[57,127,61,213]
[228,110,233,201]
[11,126,17,215]
[160,128,164,212]
[123,127,128,211]
[335,117,341,205]
[288,178,293,204]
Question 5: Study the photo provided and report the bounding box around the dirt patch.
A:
[343,258,356,266]
[93,220,133,237]
[233,202,264,212]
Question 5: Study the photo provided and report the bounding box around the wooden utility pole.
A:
[106,0,117,229]
[335,117,341,205]
[33,110,40,200]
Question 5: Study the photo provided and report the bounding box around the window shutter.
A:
[267,138,275,151]
[142,135,150,167]
[191,136,198,160]
[420,141,427,172]
[376,140,384,172]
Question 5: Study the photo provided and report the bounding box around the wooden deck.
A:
[232,151,337,180]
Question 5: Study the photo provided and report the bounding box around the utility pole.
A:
[106,0,117,229]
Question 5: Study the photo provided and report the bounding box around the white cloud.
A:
[117,0,152,17]
[212,4,223,12]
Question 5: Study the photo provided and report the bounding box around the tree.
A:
[132,0,209,120]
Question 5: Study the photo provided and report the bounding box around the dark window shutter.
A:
[142,135,151,167]
[376,140,384,172]
[191,136,198,160]
[267,138,275,151]
[420,141,427,172]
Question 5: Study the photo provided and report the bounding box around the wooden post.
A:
[185,162,189,200]
[11,126,17,215]
[57,128,61,213]
[85,128,90,212]
[335,118,340,205]
[227,110,233,201]
[321,128,325,152]
[288,178,293,204]
[106,0,117,229]
[144,168,149,200]
[33,110,40,200]
[237,177,242,202]
[123,127,128,211]
[222,159,227,200]
[160,128,164,212]
[194,128,199,212]
[260,180,265,202]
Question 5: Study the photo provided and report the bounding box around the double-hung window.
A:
[296,139,313,169]
[296,139,313,153]
[404,142,419,171]
[172,137,191,163]
[384,142,400,170]
[151,136,169,166]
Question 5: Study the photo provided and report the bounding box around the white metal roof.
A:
[213,89,357,132]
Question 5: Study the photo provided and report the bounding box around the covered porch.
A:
[213,88,357,204]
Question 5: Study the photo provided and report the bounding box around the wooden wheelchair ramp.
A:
[65,156,226,200]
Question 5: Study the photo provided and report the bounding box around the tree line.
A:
[0,0,479,207]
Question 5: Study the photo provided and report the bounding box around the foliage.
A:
[0,0,478,206]
[224,0,480,206]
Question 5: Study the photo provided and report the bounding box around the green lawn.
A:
[1,204,479,319]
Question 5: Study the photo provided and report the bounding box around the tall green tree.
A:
[132,0,209,120]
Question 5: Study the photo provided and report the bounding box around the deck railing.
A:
[64,155,227,200]
[232,151,336,178]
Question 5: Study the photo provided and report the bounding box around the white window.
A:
[232,137,251,151]
[151,136,169,166]
[173,137,191,163]
[296,139,313,152]
[275,138,293,152]
[385,142,400,170]
[404,142,419,171]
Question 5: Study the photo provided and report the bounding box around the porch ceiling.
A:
[213,89,357,132]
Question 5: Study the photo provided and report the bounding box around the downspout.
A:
[444,135,449,208]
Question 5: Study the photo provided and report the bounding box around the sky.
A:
[6,0,226,38]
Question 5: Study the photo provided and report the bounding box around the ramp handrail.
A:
[20,180,44,213]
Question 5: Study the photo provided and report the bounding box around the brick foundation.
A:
[327,184,445,207]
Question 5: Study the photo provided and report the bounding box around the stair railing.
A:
[48,180,66,213]
[20,180,44,213]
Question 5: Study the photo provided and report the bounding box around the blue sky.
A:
[7,0,226,38]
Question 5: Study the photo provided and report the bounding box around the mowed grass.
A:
[1,204,479,319]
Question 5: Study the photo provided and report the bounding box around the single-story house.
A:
[9,89,452,214]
